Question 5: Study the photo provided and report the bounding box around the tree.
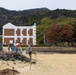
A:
[46,24,62,45]
[61,24,74,45]
[46,24,74,46]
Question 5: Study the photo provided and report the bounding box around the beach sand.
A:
[0,53,76,75]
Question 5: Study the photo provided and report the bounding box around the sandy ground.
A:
[0,53,76,75]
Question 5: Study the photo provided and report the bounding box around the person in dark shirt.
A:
[27,44,32,60]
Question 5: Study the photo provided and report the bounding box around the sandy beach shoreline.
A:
[0,53,76,75]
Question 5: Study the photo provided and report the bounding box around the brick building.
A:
[3,22,36,45]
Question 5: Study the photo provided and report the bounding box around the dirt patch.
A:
[0,68,20,75]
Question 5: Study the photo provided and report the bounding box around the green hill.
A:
[0,7,76,44]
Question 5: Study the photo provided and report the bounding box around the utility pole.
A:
[44,34,46,44]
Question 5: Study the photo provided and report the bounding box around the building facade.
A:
[3,22,36,45]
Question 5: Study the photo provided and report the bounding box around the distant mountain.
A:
[0,7,51,27]
[0,7,76,28]
[0,7,50,15]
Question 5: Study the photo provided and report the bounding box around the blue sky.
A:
[0,0,76,10]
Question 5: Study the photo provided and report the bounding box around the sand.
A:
[0,53,76,75]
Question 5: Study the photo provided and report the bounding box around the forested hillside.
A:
[0,7,76,27]
[0,7,76,44]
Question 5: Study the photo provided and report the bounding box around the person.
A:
[14,43,20,54]
[19,45,26,56]
[27,44,32,60]
[8,44,12,52]
[22,49,26,56]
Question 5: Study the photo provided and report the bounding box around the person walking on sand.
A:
[27,44,32,60]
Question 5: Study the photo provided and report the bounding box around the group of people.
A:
[8,43,32,60]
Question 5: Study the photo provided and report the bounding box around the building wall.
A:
[16,29,20,36]
[4,38,14,44]
[16,38,20,43]
[28,29,33,36]
[22,38,27,45]
[4,29,14,36]
[3,23,36,45]
[22,29,27,36]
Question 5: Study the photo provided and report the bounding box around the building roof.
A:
[3,22,16,28]
[3,22,36,28]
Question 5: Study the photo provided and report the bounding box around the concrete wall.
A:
[3,47,76,53]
